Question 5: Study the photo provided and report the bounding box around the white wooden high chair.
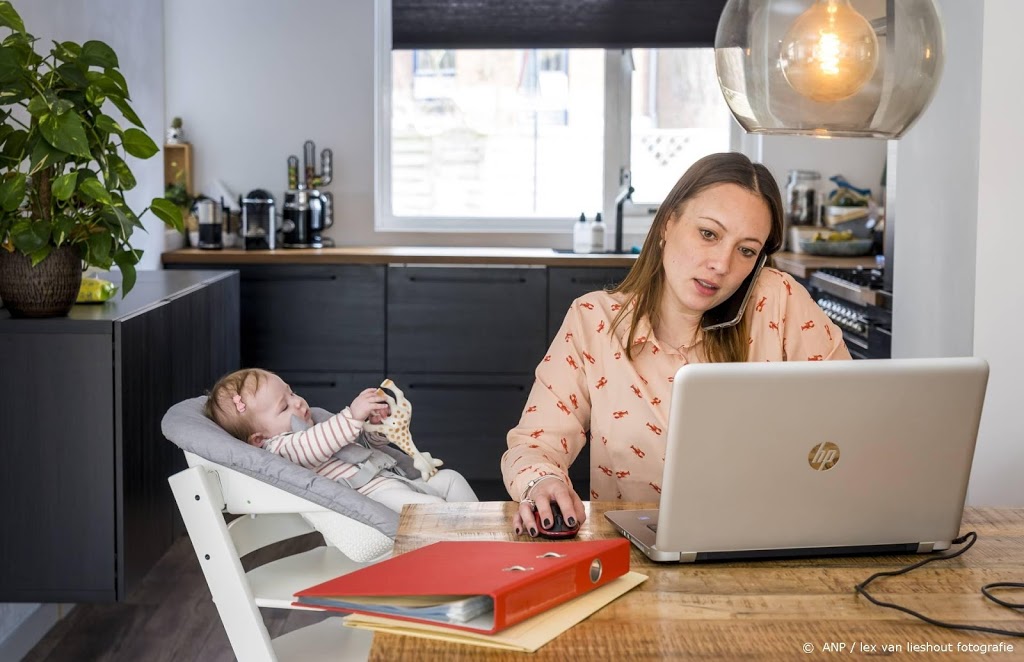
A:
[163,397,397,662]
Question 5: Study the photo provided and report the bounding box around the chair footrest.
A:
[250,546,373,609]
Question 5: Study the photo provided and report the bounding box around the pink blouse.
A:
[501,267,851,503]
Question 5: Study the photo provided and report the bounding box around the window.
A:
[376,10,734,234]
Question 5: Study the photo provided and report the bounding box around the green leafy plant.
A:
[0,1,182,293]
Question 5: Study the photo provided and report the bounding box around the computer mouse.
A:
[534,503,580,539]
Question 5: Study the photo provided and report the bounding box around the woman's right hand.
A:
[513,477,587,537]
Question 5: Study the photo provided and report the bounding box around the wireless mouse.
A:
[534,502,580,539]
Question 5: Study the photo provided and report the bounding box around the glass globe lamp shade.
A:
[715,0,944,138]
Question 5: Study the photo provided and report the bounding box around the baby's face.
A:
[249,374,312,440]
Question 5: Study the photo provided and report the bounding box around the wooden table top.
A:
[771,251,881,279]
[368,503,1024,661]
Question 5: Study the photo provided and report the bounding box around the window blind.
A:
[392,0,728,50]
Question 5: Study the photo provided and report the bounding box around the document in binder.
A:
[293,538,630,634]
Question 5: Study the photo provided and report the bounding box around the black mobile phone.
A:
[700,252,768,331]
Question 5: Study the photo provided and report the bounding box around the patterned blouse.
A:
[501,267,852,503]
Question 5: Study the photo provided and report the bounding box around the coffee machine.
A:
[281,141,334,248]
[240,189,277,250]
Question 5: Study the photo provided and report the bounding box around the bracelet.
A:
[520,475,565,502]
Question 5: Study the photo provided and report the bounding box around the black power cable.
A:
[855,532,1024,637]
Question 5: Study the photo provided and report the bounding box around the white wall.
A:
[892,0,1022,506]
[758,136,886,210]
[970,0,1024,506]
[0,0,165,649]
[164,0,883,249]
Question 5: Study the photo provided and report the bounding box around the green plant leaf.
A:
[28,245,53,267]
[107,153,135,190]
[122,128,158,159]
[108,94,143,129]
[0,172,26,211]
[85,84,105,108]
[110,206,133,240]
[104,68,129,99]
[87,228,111,264]
[52,172,78,201]
[51,214,76,245]
[0,2,26,33]
[84,71,122,97]
[95,114,122,136]
[29,138,66,175]
[1,127,26,160]
[56,62,88,89]
[150,197,184,232]
[80,40,118,69]
[55,41,81,60]
[0,8,23,37]
[79,177,112,205]
[27,93,48,116]
[11,218,50,254]
[115,259,136,294]
[39,111,92,159]
[0,45,20,83]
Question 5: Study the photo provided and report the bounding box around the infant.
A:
[205,368,478,515]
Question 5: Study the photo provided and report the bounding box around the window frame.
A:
[374,1,739,236]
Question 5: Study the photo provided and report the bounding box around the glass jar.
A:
[785,169,821,226]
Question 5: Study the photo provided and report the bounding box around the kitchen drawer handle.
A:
[407,383,526,392]
[247,274,338,282]
[408,276,527,285]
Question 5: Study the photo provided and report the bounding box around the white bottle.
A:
[573,213,590,254]
[589,212,605,253]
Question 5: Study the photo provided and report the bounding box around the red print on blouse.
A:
[566,356,579,370]
[801,320,815,331]
[650,397,661,406]
[556,401,571,415]
[630,384,642,398]
[599,465,614,476]
[808,354,824,361]
[596,320,605,333]
[615,470,631,479]
[529,429,544,438]
[645,423,663,435]
[649,482,662,494]
[756,296,767,312]
[612,410,629,419]
[560,438,569,453]
[526,405,537,413]
[582,351,596,364]
[630,445,646,458]
[784,279,793,296]
[569,394,579,409]
[768,321,779,332]
[579,302,594,310]
[564,332,573,343]
[595,377,608,389]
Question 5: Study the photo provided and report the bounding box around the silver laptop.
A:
[605,357,989,562]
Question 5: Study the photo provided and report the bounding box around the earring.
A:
[658,238,665,249]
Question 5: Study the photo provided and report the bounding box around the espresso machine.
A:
[240,189,277,250]
[281,140,334,248]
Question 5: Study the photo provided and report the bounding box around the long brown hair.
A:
[610,152,784,363]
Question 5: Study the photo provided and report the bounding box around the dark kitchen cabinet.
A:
[0,270,238,601]
[547,267,630,342]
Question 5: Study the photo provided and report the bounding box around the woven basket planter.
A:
[0,245,83,318]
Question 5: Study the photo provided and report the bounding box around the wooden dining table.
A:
[367,502,1024,661]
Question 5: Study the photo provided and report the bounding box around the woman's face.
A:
[660,182,772,317]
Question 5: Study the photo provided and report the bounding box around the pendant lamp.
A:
[715,0,944,138]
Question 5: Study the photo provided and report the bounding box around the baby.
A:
[204,368,477,514]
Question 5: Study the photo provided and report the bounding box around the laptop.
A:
[605,357,989,562]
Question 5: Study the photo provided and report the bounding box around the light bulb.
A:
[779,0,878,103]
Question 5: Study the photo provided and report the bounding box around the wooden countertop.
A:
[771,251,881,279]
[370,503,1024,661]
[161,247,638,268]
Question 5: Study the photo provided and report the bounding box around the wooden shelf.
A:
[163,143,193,195]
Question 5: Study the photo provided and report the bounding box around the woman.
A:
[502,152,851,536]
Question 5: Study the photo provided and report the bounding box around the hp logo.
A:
[808,442,840,471]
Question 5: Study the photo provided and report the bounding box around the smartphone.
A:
[700,252,768,331]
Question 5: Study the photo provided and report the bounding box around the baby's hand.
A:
[349,388,389,422]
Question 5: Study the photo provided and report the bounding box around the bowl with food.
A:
[798,230,874,256]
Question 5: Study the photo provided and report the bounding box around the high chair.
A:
[163,397,397,662]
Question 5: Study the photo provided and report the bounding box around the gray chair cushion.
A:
[162,396,398,538]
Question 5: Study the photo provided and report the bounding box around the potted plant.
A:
[0,1,182,317]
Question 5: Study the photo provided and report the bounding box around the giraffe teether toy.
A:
[363,379,442,480]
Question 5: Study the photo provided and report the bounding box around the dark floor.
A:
[23,533,330,662]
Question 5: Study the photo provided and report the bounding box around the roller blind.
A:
[391,0,728,49]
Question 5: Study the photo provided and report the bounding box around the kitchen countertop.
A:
[161,247,639,267]
[770,251,881,279]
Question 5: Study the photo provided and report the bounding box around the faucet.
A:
[614,171,635,254]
